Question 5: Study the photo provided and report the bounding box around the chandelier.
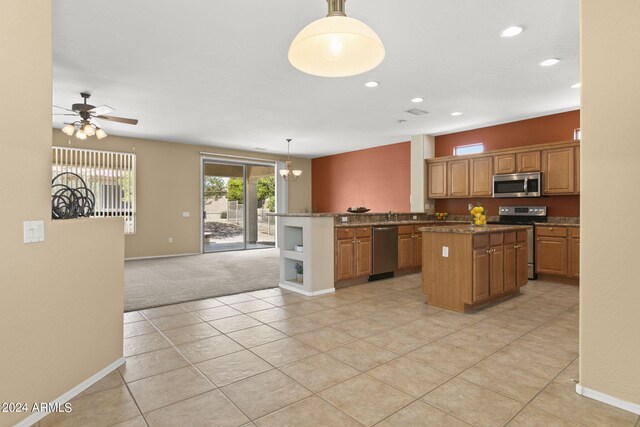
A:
[288,0,385,78]
[61,120,107,140]
[280,139,302,182]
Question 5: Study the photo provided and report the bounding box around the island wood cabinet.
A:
[504,231,529,292]
[535,225,580,279]
[423,228,529,312]
[471,232,527,304]
[427,140,579,199]
[398,225,423,270]
[335,227,371,282]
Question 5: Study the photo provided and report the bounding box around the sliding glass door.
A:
[202,160,275,253]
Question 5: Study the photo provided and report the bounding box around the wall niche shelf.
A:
[271,215,335,296]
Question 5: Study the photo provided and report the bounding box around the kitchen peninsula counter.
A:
[421,224,530,312]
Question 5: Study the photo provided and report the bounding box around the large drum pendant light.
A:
[288,0,385,78]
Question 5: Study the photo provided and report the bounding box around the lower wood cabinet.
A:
[398,225,424,270]
[335,227,371,282]
[536,225,579,279]
[569,227,580,279]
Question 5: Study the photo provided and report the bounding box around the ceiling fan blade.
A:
[52,105,75,112]
[96,115,138,125]
[89,105,114,116]
[52,113,79,116]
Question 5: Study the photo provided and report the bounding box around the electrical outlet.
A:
[168,237,173,243]
[468,203,474,211]
[182,211,190,218]
[442,246,449,257]
[341,216,348,223]
[412,215,417,220]
[23,220,44,243]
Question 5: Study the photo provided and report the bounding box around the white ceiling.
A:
[52,0,580,158]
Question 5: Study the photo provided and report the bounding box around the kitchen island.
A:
[420,224,531,313]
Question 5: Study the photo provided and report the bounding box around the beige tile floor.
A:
[39,275,639,427]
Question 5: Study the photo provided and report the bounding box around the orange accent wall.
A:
[312,142,411,213]
[435,110,580,156]
[434,110,580,217]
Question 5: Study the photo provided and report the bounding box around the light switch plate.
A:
[442,246,449,257]
[182,211,190,218]
[24,220,44,243]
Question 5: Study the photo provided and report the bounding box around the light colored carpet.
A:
[124,249,279,311]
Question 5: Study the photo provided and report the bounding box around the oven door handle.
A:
[523,177,528,194]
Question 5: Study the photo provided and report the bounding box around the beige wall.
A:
[52,133,312,258]
[580,0,640,408]
[0,1,125,426]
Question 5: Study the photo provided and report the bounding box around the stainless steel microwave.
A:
[493,172,542,198]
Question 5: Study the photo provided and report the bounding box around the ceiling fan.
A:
[53,92,138,140]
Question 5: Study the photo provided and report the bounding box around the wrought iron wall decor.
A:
[51,172,95,219]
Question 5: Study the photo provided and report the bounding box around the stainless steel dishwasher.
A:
[372,226,398,275]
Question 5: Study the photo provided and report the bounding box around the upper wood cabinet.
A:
[494,154,516,174]
[575,146,580,194]
[427,161,447,198]
[428,140,579,199]
[470,157,493,197]
[543,147,575,194]
[448,159,469,197]
[494,150,540,174]
[517,151,541,172]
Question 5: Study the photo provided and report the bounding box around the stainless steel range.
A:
[494,206,547,279]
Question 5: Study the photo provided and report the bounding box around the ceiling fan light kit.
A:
[288,0,385,78]
[280,139,302,182]
[54,92,138,141]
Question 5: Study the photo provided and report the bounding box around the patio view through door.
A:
[202,160,276,253]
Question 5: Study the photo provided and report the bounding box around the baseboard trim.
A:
[125,252,200,261]
[576,383,640,415]
[15,357,126,427]
[279,283,335,297]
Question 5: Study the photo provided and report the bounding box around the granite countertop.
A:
[419,224,533,234]
[267,212,429,217]
[536,222,580,227]
[335,220,468,228]
[266,213,336,217]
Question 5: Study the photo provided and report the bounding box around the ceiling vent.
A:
[405,108,429,116]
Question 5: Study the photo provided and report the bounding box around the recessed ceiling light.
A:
[540,58,560,67]
[500,26,523,37]
[411,97,424,103]
[397,119,407,124]
[451,112,463,116]
[365,81,379,88]
[571,82,581,89]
